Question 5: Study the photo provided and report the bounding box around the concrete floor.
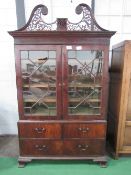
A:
[0,135,19,157]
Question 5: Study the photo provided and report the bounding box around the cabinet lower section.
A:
[18,120,107,167]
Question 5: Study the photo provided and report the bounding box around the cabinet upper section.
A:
[9,3,115,39]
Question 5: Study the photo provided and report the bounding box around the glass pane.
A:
[68,50,103,115]
[21,50,56,116]
[21,51,28,59]
[49,51,56,58]
[68,51,76,58]
[29,51,48,60]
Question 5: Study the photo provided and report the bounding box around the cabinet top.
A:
[9,3,115,38]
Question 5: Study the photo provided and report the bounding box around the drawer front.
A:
[20,139,63,156]
[63,123,106,138]
[18,123,61,138]
[123,125,131,146]
[63,139,105,156]
[20,139,105,157]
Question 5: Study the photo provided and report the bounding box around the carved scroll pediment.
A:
[18,3,108,32]
[67,4,107,31]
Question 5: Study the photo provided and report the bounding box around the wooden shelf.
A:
[23,83,55,88]
[24,97,56,103]
[69,98,100,103]
[69,84,101,88]
[24,97,100,103]
[23,83,101,88]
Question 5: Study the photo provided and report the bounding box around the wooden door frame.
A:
[62,45,109,120]
[15,45,62,120]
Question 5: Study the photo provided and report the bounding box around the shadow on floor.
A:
[0,135,19,157]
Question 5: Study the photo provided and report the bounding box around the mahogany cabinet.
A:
[108,41,131,157]
[9,3,115,167]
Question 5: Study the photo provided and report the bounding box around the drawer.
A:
[19,139,63,156]
[123,125,131,146]
[18,122,61,138]
[63,139,105,156]
[63,123,106,138]
[20,139,105,157]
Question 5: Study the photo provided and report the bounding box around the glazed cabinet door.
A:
[62,45,108,119]
[15,45,62,119]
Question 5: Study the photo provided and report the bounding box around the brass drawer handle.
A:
[35,144,48,151]
[77,144,88,151]
[34,127,46,133]
[78,127,89,132]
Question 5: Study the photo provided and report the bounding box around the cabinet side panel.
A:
[107,45,124,153]
[110,46,124,73]
[123,42,131,151]
[126,77,131,120]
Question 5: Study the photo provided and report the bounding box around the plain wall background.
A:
[0,0,131,134]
